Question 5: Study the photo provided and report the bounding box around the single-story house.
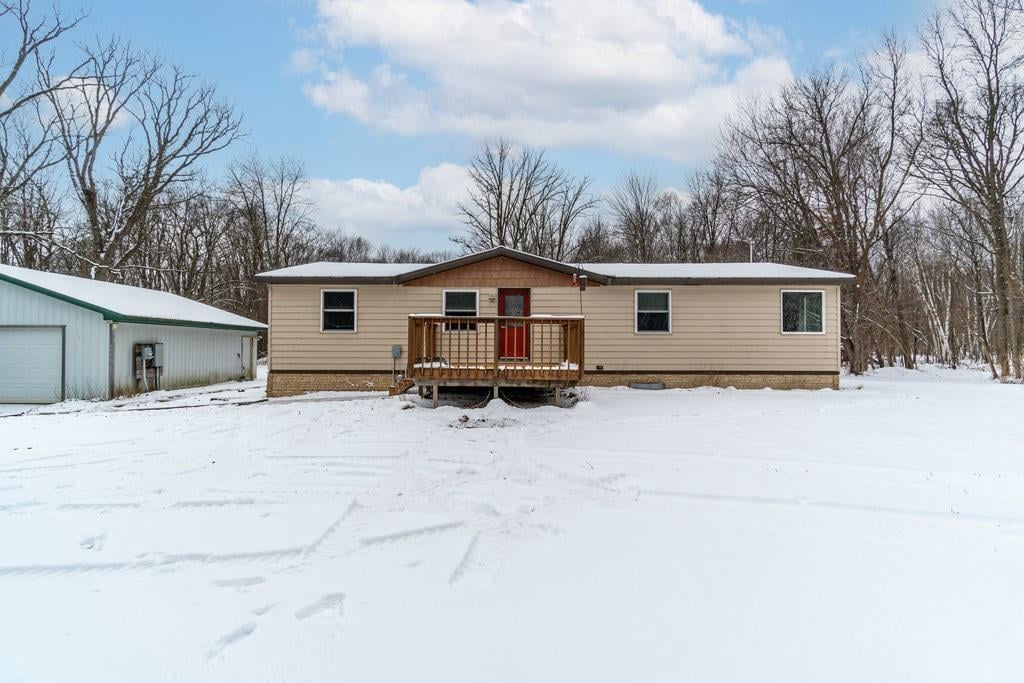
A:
[256,247,854,398]
[0,264,265,403]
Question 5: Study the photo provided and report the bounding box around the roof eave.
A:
[112,315,266,331]
[606,276,856,286]
[254,275,399,285]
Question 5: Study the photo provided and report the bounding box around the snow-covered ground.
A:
[0,366,1022,681]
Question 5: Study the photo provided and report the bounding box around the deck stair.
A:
[388,377,416,396]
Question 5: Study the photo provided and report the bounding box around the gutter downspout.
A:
[108,321,117,399]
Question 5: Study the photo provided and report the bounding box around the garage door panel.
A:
[0,328,63,403]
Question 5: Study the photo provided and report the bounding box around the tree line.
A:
[2,0,1023,378]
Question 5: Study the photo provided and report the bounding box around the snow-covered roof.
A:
[255,246,854,285]
[581,262,854,281]
[0,264,266,331]
[258,262,426,279]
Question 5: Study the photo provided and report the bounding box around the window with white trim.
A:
[781,290,824,334]
[443,290,478,331]
[322,290,356,332]
[635,290,671,333]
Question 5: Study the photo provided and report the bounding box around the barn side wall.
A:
[112,323,257,396]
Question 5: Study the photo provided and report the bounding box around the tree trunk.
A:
[845,285,867,375]
[992,226,1018,378]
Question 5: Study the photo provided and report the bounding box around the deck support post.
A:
[432,385,439,408]
[552,388,561,407]
[493,385,500,399]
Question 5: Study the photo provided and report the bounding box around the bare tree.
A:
[319,231,373,262]
[455,139,596,259]
[917,0,1024,378]
[0,1,82,207]
[0,174,66,268]
[123,181,231,303]
[222,155,321,321]
[676,169,753,262]
[574,216,624,262]
[523,173,596,260]
[607,171,668,262]
[373,244,450,263]
[45,38,241,280]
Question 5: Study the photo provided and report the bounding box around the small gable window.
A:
[781,290,824,334]
[322,290,356,332]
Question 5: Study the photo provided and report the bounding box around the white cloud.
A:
[289,48,322,74]
[300,0,794,163]
[307,162,470,249]
[49,77,133,130]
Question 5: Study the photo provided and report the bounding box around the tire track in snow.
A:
[0,500,359,580]
[59,502,142,511]
[0,502,41,513]
[447,532,480,585]
[640,488,1024,525]
[172,498,260,508]
[360,521,466,547]
[0,457,124,473]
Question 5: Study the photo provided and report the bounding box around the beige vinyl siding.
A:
[268,283,840,373]
[530,284,840,372]
[269,285,498,371]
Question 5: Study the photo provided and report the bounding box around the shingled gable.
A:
[394,247,610,285]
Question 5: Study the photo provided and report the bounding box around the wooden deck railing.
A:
[407,315,585,384]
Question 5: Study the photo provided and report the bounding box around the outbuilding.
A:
[0,264,265,403]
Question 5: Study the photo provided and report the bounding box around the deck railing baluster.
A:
[407,315,583,386]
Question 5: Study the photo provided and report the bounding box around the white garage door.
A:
[0,327,63,403]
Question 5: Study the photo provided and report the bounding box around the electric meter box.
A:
[133,342,166,388]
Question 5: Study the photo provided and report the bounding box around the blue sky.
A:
[83,0,934,248]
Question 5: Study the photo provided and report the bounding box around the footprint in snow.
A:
[251,603,275,616]
[294,593,346,621]
[80,534,106,551]
[211,576,266,588]
[207,622,257,659]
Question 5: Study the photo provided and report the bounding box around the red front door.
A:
[498,289,530,359]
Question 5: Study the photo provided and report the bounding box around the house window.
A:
[781,290,824,334]
[635,290,671,333]
[322,290,356,332]
[443,290,478,331]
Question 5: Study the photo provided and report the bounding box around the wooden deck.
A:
[406,315,585,388]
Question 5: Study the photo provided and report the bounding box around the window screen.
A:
[636,291,670,333]
[782,291,823,333]
[322,290,356,331]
